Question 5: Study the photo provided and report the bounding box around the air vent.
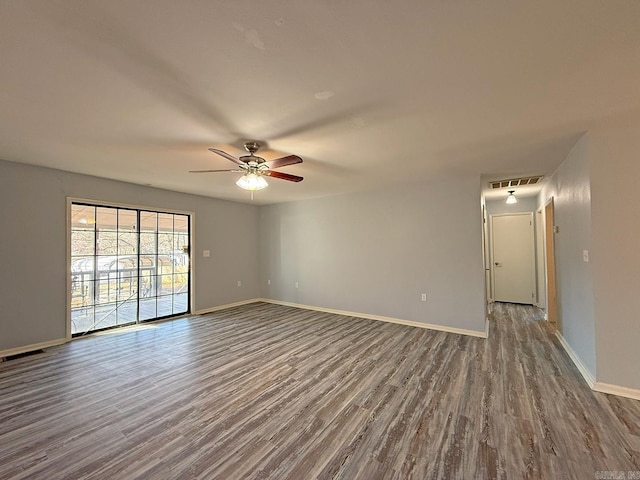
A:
[490,176,543,189]
[3,349,45,361]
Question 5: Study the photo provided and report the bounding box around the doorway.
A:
[69,201,191,335]
[490,212,536,304]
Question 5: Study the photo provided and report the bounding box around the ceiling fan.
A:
[189,142,303,192]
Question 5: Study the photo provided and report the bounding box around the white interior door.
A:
[491,213,535,304]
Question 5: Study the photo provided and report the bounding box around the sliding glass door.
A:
[70,202,190,336]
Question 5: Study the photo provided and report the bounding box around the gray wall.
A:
[538,135,596,376]
[589,116,640,390]
[0,160,260,351]
[259,175,487,334]
[539,116,640,392]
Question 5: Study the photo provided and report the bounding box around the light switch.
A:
[203,250,210,257]
[583,250,589,262]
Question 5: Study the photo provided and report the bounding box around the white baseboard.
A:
[593,382,640,401]
[555,331,595,388]
[258,298,488,338]
[0,338,67,359]
[553,332,639,400]
[195,298,262,315]
[554,333,640,400]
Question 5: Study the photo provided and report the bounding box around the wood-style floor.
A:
[1,302,639,479]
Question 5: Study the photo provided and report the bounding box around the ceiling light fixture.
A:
[506,190,518,204]
[236,172,268,191]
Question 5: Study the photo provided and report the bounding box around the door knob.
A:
[494,262,501,266]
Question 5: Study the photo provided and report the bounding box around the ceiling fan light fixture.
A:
[236,172,268,191]
[192,143,303,193]
[506,190,518,204]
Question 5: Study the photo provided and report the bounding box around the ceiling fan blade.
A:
[189,169,242,173]
[265,155,303,169]
[264,170,304,182]
[208,148,243,165]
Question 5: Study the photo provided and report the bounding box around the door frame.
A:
[489,212,536,304]
[535,208,546,308]
[65,197,195,340]
[481,203,493,312]
[543,198,558,325]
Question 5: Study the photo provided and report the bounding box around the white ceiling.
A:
[1,1,639,205]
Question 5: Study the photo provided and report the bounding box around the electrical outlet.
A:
[237,280,242,287]
[583,250,589,262]
[421,293,427,302]
[203,250,210,257]
[295,281,299,289]
[267,279,271,285]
